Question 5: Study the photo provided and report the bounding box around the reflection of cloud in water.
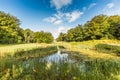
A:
[22,51,86,72]
[43,51,69,62]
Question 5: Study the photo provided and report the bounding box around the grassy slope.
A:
[57,40,120,59]
[0,43,58,78]
[0,43,56,57]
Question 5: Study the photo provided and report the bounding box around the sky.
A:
[0,0,120,38]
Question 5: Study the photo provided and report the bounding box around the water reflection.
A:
[42,51,70,62]
[22,50,86,72]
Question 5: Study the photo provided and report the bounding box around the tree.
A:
[24,29,34,43]
[66,25,84,42]
[84,15,111,40]
[108,15,120,40]
[56,33,67,42]
[33,31,54,43]
[0,11,23,44]
[57,14,120,42]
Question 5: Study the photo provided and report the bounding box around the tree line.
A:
[0,11,54,44]
[57,15,120,42]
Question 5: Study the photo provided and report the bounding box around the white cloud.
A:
[54,20,63,25]
[53,26,71,38]
[54,11,64,19]
[102,2,120,16]
[43,16,62,25]
[107,3,114,9]
[65,10,83,22]
[103,8,120,16]
[82,3,96,12]
[43,17,56,23]
[57,26,69,33]
[43,10,83,24]
[88,3,96,10]
[50,0,72,9]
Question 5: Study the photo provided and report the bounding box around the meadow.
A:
[57,40,120,59]
[0,40,120,80]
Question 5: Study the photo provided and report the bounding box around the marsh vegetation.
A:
[0,40,120,80]
[0,11,120,80]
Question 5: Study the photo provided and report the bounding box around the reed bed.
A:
[1,59,120,80]
[0,40,120,80]
[0,43,55,57]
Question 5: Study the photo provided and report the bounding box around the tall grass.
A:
[0,43,55,57]
[95,44,120,54]
[57,40,120,59]
[0,44,58,79]
[1,59,120,80]
[0,40,120,80]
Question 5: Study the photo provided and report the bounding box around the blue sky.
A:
[0,0,120,38]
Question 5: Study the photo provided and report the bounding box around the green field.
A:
[0,40,120,80]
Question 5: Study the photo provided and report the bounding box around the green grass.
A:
[0,43,56,57]
[57,40,120,59]
[0,43,58,79]
[0,40,120,80]
[1,59,120,80]
[95,43,120,54]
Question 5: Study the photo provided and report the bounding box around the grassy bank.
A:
[0,43,57,57]
[1,59,120,80]
[0,40,120,80]
[57,40,120,59]
[54,40,120,80]
[0,43,58,79]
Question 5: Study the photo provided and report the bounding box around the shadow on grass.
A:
[13,46,58,60]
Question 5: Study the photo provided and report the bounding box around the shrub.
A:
[95,44,120,54]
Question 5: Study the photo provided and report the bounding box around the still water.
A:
[23,50,86,72]
[42,51,73,62]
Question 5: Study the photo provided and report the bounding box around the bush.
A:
[95,44,120,54]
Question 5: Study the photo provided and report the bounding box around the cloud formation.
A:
[107,3,114,9]
[53,26,71,38]
[65,10,83,22]
[43,10,83,25]
[54,20,63,25]
[102,2,120,15]
[82,3,97,11]
[43,17,56,23]
[50,0,72,9]
[88,3,97,9]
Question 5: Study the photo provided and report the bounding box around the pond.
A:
[22,50,86,72]
[41,50,76,63]
[23,50,77,68]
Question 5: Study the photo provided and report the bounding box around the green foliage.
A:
[13,46,57,59]
[84,15,111,40]
[1,59,120,80]
[0,11,24,44]
[57,25,84,42]
[57,14,120,42]
[108,15,120,40]
[67,25,84,42]
[0,45,58,79]
[24,29,34,43]
[56,33,67,41]
[95,44,120,54]
[0,11,54,44]
[34,31,54,43]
